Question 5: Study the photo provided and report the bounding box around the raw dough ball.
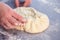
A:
[14,7,49,33]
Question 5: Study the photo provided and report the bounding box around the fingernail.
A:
[23,18,26,21]
[18,23,21,25]
[15,23,19,25]
[22,19,27,23]
[19,22,24,25]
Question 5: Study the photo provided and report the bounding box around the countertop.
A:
[0,0,60,40]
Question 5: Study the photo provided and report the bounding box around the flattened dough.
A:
[14,7,49,33]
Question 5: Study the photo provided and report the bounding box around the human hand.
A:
[24,0,31,7]
[15,0,31,7]
[0,3,26,30]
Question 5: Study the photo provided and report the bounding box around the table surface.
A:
[0,0,60,40]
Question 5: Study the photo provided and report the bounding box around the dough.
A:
[14,7,49,33]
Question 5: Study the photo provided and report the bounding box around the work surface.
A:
[0,0,60,40]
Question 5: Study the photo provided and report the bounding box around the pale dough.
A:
[14,7,49,33]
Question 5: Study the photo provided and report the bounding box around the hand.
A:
[24,0,31,7]
[0,3,26,30]
[15,0,31,7]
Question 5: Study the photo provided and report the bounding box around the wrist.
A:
[0,2,7,11]
[0,2,13,12]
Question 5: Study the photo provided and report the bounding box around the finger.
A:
[19,23,24,26]
[0,18,14,29]
[0,18,9,29]
[12,12,27,23]
[2,19,15,29]
[24,0,31,7]
[19,22,26,28]
[15,0,20,7]
[1,22,10,30]
[7,16,20,26]
[4,21,15,29]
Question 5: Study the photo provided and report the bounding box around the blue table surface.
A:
[0,0,60,40]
